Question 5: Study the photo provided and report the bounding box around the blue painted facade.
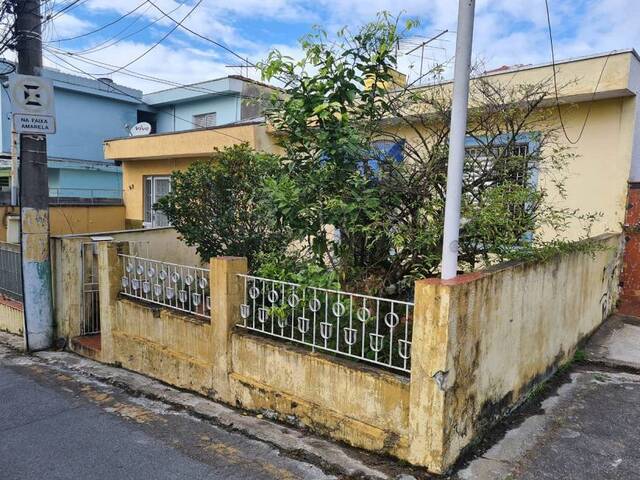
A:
[143,75,273,134]
[0,70,274,200]
[0,67,142,200]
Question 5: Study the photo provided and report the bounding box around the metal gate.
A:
[81,242,100,335]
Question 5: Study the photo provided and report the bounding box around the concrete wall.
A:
[110,298,213,394]
[85,227,201,266]
[409,233,622,472]
[155,95,241,133]
[0,205,125,242]
[0,295,23,335]
[89,235,622,474]
[230,332,410,458]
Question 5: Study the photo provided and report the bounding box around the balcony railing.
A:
[48,188,123,204]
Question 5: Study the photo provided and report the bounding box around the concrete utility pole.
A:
[14,0,54,350]
[10,127,18,205]
[441,0,476,280]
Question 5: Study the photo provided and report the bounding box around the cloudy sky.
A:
[36,0,640,93]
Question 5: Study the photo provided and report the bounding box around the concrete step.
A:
[585,314,640,371]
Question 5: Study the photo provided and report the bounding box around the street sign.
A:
[130,122,151,136]
[9,74,56,134]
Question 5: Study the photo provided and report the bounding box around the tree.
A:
[260,13,597,296]
[156,144,290,266]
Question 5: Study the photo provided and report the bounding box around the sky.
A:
[32,0,640,93]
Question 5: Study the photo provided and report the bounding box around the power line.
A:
[52,2,179,55]
[85,0,202,76]
[43,48,252,143]
[544,0,610,145]
[145,0,257,70]
[49,0,149,43]
[45,45,274,102]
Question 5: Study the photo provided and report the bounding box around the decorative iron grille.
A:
[237,274,413,373]
[119,254,210,319]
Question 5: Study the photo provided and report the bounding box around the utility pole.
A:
[441,0,475,280]
[14,0,54,350]
[10,127,18,205]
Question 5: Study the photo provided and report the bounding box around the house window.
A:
[464,142,531,201]
[143,176,171,227]
[193,112,217,129]
[366,139,405,172]
[0,177,9,191]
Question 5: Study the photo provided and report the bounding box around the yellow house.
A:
[104,121,276,229]
[104,49,640,239]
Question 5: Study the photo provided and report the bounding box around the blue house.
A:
[0,66,143,201]
[141,75,274,134]
[0,68,275,204]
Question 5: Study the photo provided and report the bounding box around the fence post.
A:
[209,256,248,403]
[54,237,85,340]
[407,278,453,474]
[97,241,129,364]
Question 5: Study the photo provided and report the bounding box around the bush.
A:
[156,144,290,266]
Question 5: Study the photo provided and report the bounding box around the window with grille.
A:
[192,112,217,129]
[464,142,531,200]
[143,176,171,227]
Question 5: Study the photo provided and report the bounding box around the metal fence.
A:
[119,254,210,319]
[48,188,123,204]
[0,242,22,301]
[237,274,413,373]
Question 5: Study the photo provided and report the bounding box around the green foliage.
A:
[254,252,341,290]
[155,144,290,266]
[160,14,599,299]
[258,13,599,296]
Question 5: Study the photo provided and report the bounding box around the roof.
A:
[0,60,144,104]
[143,75,278,107]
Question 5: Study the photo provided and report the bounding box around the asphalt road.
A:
[0,357,333,480]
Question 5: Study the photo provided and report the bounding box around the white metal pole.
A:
[441,0,476,280]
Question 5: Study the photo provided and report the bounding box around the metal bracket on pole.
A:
[441,0,476,280]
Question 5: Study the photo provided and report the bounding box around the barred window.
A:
[464,142,530,198]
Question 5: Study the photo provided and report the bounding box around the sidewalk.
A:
[457,313,640,480]
[4,312,639,480]
[0,332,425,480]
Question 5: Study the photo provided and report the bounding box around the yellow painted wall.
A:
[230,331,410,458]
[0,296,24,336]
[391,96,635,241]
[0,205,125,242]
[49,205,125,236]
[104,124,262,161]
[122,157,200,228]
[107,123,282,225]
[409,233,622,472]
[87,238,623,473]
[111,298,213,395]
[541,98,633,238]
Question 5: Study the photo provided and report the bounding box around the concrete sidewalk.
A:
[0,332,424,480]
[457,314,640,480]
[4,312,639,480]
